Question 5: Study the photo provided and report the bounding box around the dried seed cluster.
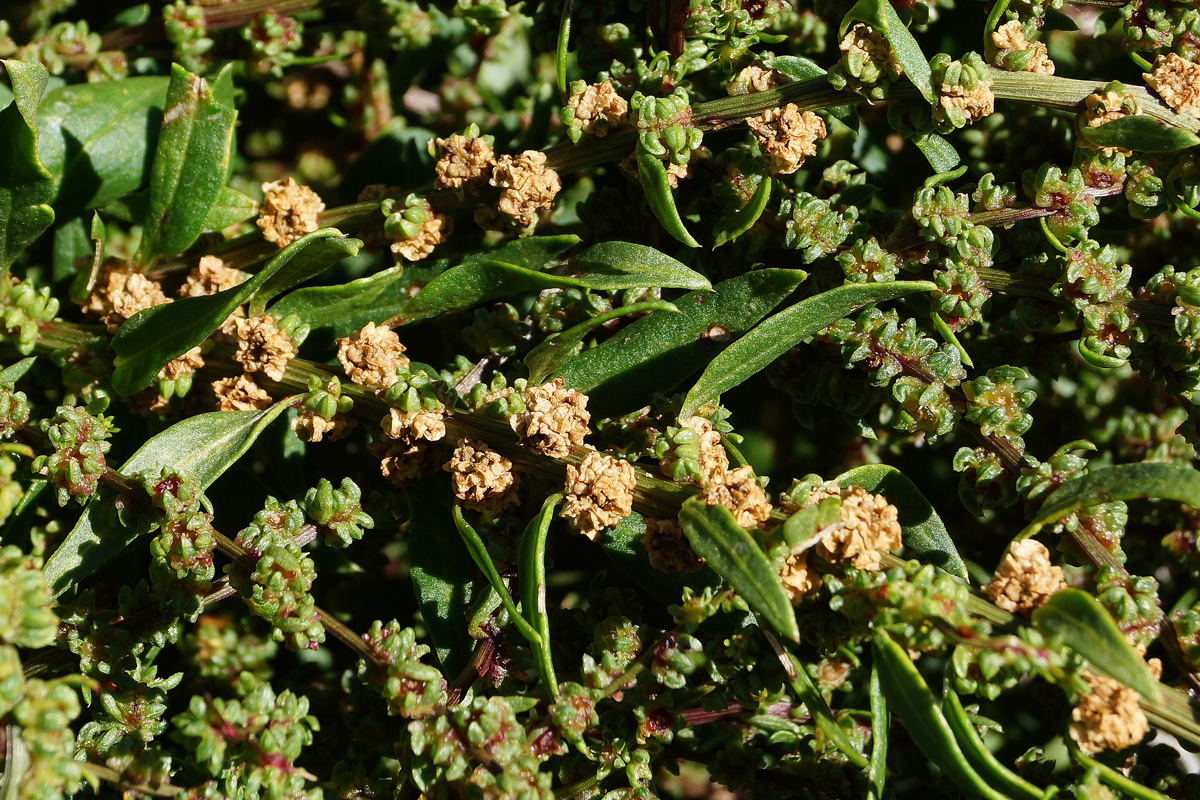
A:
[178,255,247,299]
[641,518,704,574]
[382,407,447,447]
[567,81,629,137]
[433,134,496,193]
[562,450,637,540]
[231,313,298,382]
[840,23,896,71]
[211,374,273,412]
[1144,53,1200,118]
[983,538,1066,614]
[256,177,325,247]
[491,150,562,227]
[726,65,782,96]
[780,552,821,603]
[82,264,170,332]
[813,486,903,571]
[1069,672,1149,754]
[937,77,995,127]
[444,438,520,516]
[745,104,826,175]
[676,416,773,529]
[512,378,590,458]
[990,21,1054,75]
[336,322,409,389]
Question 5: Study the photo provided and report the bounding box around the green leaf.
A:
[524,300,679,385]
[872,632,1013,800]
[678,496,799,642]
[681,281,935,418]
[635,145,701,248]
[43,403,290,597]
[135,64,237,266]
[712,174,772,248]
[788,653,869,767]
[558,269,807,417]
[834,464,967,580]
[1079,114,1200,154]
[0,60,55,271]
[913,132,962,172]
[451,504,540,646]
[202,185,258,231]
[1032,589,1161,702]
[111,229,361,395]
[599,510,721,605]
[517,493,562,694]
[464,233,581,270]
[944,690,1043,800]
[0,357,36,386]
[840,0,936,104]
[38,75,169,218]
[267,265,411,338]
[868,666,888,800]
[405,478,478,673]
[400,241,707,323]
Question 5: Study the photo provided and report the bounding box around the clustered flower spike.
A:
[82,264,169,332]
[512,378,590,458]
[1069,671,1149,753]
[780,552,821,603]
[256,177,325,247]
[490,150,562,228]
[563,80,629,142]
[828,22,903,99]
[562,449,638,540]
[990,20,1054,75]
[337,321,409,389]
[444,438,521,516]
[931,52,995,132]
[211,374,272,411]
[811,484,903,571]
[726,64,782,96]
[382,193,449,262]
[232,313,298,381]
[432,128,496,193]
[179,255,247,299]
[983,538,1066,614]
[745,103,826,175]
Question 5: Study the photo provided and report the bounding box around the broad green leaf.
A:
[525,300,679,385]
[1073,751,1173,800]
[400,241,707,323]
[559,269,807,417]
[944,690,1042,800]
[1020,462,1200,539]
[38,75,169,218]
[868,666,888,800]
[913,131,962,172]
[51,215,90,282]
[111,229,361,395]
[44,403,290,596]
[1079,114,1200,154]
[135,64,237,265]
[788,653,869,767]
[835,464,967,580]
[517,493,562,694]
[872,632,1013,800]
[636,145,701,248]
[202,185,258,231]
[405,479,478,672]
[712,174,772,248]
[840,0,936,104]
[267,265,411,338]
[0,60,55,271]
[599,510,721,605]
[681,281,935,418]
[678,497,799,642]
[1032,589,1161,701]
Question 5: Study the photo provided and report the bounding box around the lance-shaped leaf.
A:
[943,690,1043,800]
[788,653,869,767]
[1,60,55,271]
[559,269,806,417]
[135,63,237,266]
[681,281,935,418]
[43,403,290,596]
[525,300,678,385]
[712,174,772,248]
[202,185,258,231]
[636,145,701,248]
[678,496,799,642]
[913,131,962,172]
[517,493,563,695]
[1079,114,1200,154]
[868,666,889,800]
[840,0,936,104]
[834,464,967,580]
[268,266,412,339]
[111,229,361,395]
[1032,589,1161,702]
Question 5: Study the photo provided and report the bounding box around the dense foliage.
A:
[3,0,1200,797]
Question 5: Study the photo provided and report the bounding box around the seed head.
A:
[562,450,637,540]
[983,538,1066,614]
[257,177,325,247]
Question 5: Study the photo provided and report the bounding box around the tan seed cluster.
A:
[840,23,896,69]
[82,264,170,332]
[256,177,325,248]
[990,21,1054,75]
[562,450,637,540]
[726,65,782,96]
[664,416,729,480]
[158,345,205,382]
[664,161,691,189]
[983,538,1066,615]
[336,322,409,389]
[433,134,496,193]
[745,104,826,175]
[382,407,447,447]
[391,206,450,263]
[291,411,352,443]
[491,150,562,227]
[512,378,590,458]
[704,466,773,530]
[780,552,822,603]
[814,486,902,571]
[444,438,520,516]
[568,81,629,137]
[374,439,438,486]
[642,518,704,574]
[178,255,247,299]
[211,374,272,412]
[1144,53,1200,118]
[1069,672,1148,754]
[1085,89,1138,127]
[231,314,298,381]
[936,78,995,127]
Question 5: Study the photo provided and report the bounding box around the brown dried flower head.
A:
[444,438,521,516]
[211,374,272,412]
[642,518,704,574]
[512,378,590,458]
[726,65,783,96]
[291,411,352,443]
[232,313,298,382]
[158,345,205,382]
[336,322,409,389]
[491,150,562,227]
[373,439,438,486]
[814,485,902,571]
[568,81,629,137]
[990,21,1054,75]
[82,264,170,331]
[937,79,995,127]
[179,255,247,299]
[840,23,900,72]
[664,161,691,189]
[562,450,638,541]
[391,208,450,263]
[1069,672,1149,754]
[434,134,497,193]
[983,538,1066,614]
[746,104,826,175]
[382,407,447,446]
[1145,54,1200,118]
[662,416,729,484]
[256,177,325,248]
[703,466,773,530]
[780,551,822,603]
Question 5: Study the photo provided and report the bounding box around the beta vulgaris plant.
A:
[5,0,1200,797]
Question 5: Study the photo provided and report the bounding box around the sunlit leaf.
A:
[636,145,700,248]
[0,60,55,271]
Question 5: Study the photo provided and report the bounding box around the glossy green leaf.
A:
[202,185,258,231]
[1032,589,1161,701]
[872,632,1013,800]
[0,60,55,271]
[1079,114,1200,154]
[835,464,967,580]
[868,666,888,800]
[681,281,935,418]
[599,510,721,605]
[559,269,806,417]
[913,132,962,173]
[405,478,478,672]
[635,145,700,248]
[525,300,678,385]
[788,653,869,767]
[135,64,237,265]
[463,234,580,269]
[111,229,361,395]
[517,493,562,694]
[944,690,1042,800]
[1073,750,1173,800]
[267,265,411,338]
[452,504,541,646]
[38,75,169,218]
[567,241,709,290]
[712,174,772,248]
[44,403,290,596]
[678,496,799,642]
[840,0,936,104]
[0,357,36,385]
